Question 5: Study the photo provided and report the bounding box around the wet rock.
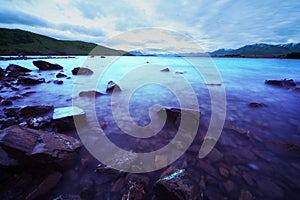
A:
[0,117,18,129]
[54,80,64,85]
[79,90,104,97]
[126,174,150,186]
[206,147,223,163]
[112,177,125,192]
[106,81,121,93]
[25,171,62,200]
[268,141,300,155]
[160,68,170,72]
[0,125,81,165]
[17,76,45,85]
[265,79,296,87]
[256,179,284,198]
[248,102,267,108]
[19,105,54,128]
[0,68,5,78]
[154,168,200,200]
[122,181,146,200]
[54,194,82,200]
[33,60,63,70]
[56,73,67,78]
[71,67,93,75]
[79,174,95,199]
[219,167,229,178]
[239,190,253,200]
[0,99,13,106]
[242,172,254,186]
[6,64,32,72]
[53,106,85,131]
[0,146,19,167]
[221,180,238,194]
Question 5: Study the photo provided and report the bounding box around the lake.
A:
[0,56,300,199]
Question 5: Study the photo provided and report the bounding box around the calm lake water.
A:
[1,56,300,199]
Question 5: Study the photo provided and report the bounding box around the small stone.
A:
[242,172,254,186]
[53,80,64,85]
[221,180,237,194]
[56,73,67,78]
[160,68,170,72]
[239,190,253,200]
[106,81,121,93]
[72,67,93,75]
[219,167,229,178]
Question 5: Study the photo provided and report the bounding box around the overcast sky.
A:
[0,0,299,52]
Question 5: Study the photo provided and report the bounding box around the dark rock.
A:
[6,64,32,72]
[25,171,62,200]
[0,68,5,78]
[56,73,67,78]
[122,181,146,200]
[17,76,45,85]
[206,147,223,163]
[106,81,121,93]
[239,190,253,200]
[294,87,300,92]
[0,146,19,167]
[79,90,104,97]
[221,180,238,194]
[154,168,200,200]
[33,60,63,70]
[268,141,300,155]
[19,105,54,128]
[53,194,82,200]
[53,106,85,131]
[0,117,18,129]
[265,79,296,87]
[53,80,64,85]
[160,68,170,72]
[71,67,93,75]
[248,102,267,108]
[0,99,13,106]
[242,172,254,186]
[79,174,94,199]
[0,125,82,164]
[219,167,229,178]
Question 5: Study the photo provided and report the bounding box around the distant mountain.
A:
[209,43,300,57]
[0,28,127,55]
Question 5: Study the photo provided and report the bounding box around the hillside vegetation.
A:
[0,28,127,55]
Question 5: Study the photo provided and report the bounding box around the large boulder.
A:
[0,125,82,165]
[79,90,104,97]
[33,60,63,70]
[6,64,32,72]
[154,168,200,200]
[72,67,93,75]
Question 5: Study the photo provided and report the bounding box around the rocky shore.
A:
[0,60,300,199]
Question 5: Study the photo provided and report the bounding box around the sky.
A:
[0,0,299,52]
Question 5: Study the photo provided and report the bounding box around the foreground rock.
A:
[72,67,93,75]
[0,125,81,166]
[6,64,32,73]
[154,168,200,200]
[53,106,86,131]
[106,81,121,93]
[265,79,296,87]
[33,60,63,70]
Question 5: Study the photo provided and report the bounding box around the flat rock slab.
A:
[53,106,85,120]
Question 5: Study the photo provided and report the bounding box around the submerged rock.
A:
[33,60,63,70]
[79,90,104,97]
[106,81,121,93]
[248,102,267,108]
[56,73,67,78]
[6,64,32,72]
[71,67,93,75]
[265,79,296,87]
[17,76,45,85]
[154,168,200,200]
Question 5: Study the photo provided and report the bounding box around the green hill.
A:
[0,28,127,55]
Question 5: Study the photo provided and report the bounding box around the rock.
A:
[71,67,93,75]
[56,73,67,78]
[239,190,253,200]
[53,80,64,85]
[54,194,82,200]
[0,146,18,167]
[33,60,63,70]
[53,106,85,131]
[268,141,300,155]
[154,168,200,200]
[17,76,45,85]
[19,105,54,129]
[221,180,238,194]
[112,177,125,192]
[0,99,13,106]
[294,87,300,92]
[0,68,5,78]
[79,90,104,97]
[265,79,296,87]
[248,102,267,108]
[242,172,254,186]
[6,64,32,72]
[0,117,18,129]
[122,181,146,200]
[160,68,170,72]
[126,174,150,186]
[219,167,229,178]
[106,81,121,93]
[25,171,62,200]
[175,71,186,74]
[256,179,284,198]
[79,174,94,199]
[0,125,81,164]
[206,147,223,163]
